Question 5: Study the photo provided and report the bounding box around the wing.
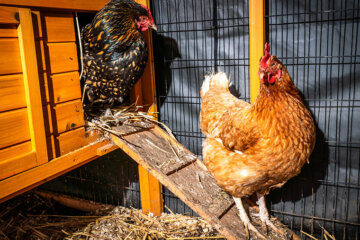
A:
[213,105,261,153]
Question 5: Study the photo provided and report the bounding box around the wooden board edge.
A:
[0,152,37,180]
[0,1,109,12]
[0,139,114,203]
[18,8,48,164]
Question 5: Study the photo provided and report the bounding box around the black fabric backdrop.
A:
[151,0,360,238]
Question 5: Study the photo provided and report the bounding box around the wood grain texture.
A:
[0,139,113,203]
[43,13,75,42]
[0,152,37,180]
[0,74,26,112]
[0,25,18,37]
[54,100,84,134]
[18,8,48,164]
[96,144,118,156]
[51,71,81,104]
[0,108,30,149]
[56,127,86,156]
[0,0,109,11]
[47,42,78,74]
[0,6,18,24]
[0,140,31,161]
[0,38,22,75]
[138,165,163,216]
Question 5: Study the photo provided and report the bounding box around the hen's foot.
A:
[257,194,284,235]
[233,197,266,240]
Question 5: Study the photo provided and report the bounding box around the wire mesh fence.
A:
[152,0,360,238]
[266,0,360,239]
[41,150,141,209]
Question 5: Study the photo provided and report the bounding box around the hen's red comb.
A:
[260,42,271,68]
[264,42,271,55]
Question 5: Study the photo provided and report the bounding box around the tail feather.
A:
[200,71,247,136]
[200,72,230,97]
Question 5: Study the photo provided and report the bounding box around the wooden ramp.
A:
[110,123,298,240]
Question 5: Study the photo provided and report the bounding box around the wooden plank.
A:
[43,13,75,42]
[122,129,197,175]
[0,140,31,161]
[0,6,18,24]
[0,152,37,180]
[54,100,84,134]
[0,74,26,112]
[112,121,154,136]
[0,108,30,149]
[56,127,86,156]
[0,138,113,203]
[0,38,22,75]
[96,144,118,156]
[168,164,233,218]
[138,165,163,216]
[249,0,265,103]
[18,8,48,164]
[51,71,81,104]
[0,0,109,11]
[47,42,78,74]
[0,24,18,37]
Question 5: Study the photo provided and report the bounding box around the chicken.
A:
[81,0,156,108]
[200,43,316,239]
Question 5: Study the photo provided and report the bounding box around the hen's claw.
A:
[233,197,267,240]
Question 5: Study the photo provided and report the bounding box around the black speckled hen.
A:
[81,0,156,107]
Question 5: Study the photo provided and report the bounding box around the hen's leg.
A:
[233,197,266,240]
[256,193,283,234]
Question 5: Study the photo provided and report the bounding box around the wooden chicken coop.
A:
[0,0,162,214]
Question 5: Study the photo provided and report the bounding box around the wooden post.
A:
[17,8,48,164]
[134,0,163,216]
[249,0,265,103]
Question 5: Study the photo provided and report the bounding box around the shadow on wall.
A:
[152,33,181,108]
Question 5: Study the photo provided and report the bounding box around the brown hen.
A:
[200,43,316,239]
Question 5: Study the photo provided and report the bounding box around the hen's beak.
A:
[150,23,157,31]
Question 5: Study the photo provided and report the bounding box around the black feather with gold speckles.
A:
[81,0,151,106]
